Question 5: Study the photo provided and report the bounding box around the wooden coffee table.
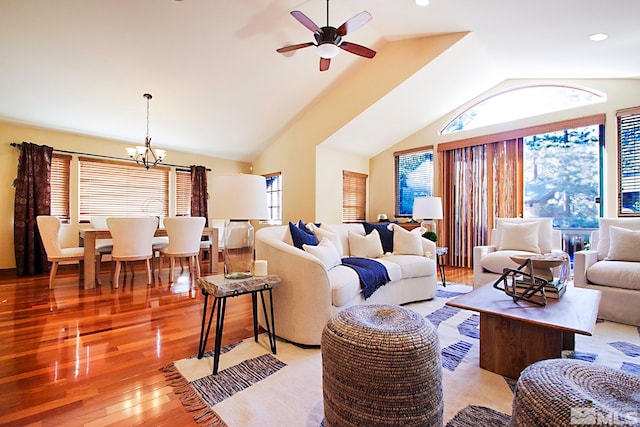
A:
[446,283,601,379]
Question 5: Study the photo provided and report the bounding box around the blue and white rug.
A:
[162,283,640,426]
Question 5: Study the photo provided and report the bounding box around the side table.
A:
[436,247,448,287]
[197,274,280,374]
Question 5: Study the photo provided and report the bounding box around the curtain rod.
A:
[10,142,211,172]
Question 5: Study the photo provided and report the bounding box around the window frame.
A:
[617,106,640,216]
[394,146,434,218]
[342,170,367,223]
[263,172,282,225]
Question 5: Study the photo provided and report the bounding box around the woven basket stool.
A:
[321,304,442,427]
[512,358,640,426]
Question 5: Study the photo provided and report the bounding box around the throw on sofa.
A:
[574,218,640,326]
[255,222,438,345]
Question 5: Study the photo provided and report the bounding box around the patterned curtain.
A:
[439,139,521,268]
[13,142,53,276]
[190,165,208,226]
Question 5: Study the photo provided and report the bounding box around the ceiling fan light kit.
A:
[276,0,376,71]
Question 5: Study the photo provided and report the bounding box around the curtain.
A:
[13,142,53,276]
[440,139,521,268]
[190,165,208,226]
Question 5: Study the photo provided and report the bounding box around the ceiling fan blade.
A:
[336,11,372,36]
[290,10,321,33]
[339,41,376,58]
[276,42,315,54]
[320,57,331,72]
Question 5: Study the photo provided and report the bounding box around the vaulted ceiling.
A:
[1,0,639,161]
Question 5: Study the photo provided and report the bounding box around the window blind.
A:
[342,170,367,222]
[394,147,434,217]
[51,154,71,220]
[617,107,640,216]
[176,170,191,216]
[78,157,169,221]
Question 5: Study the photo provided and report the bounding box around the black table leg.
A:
[212,297,227,375]
[260,289,277,354]
[198,293,218,359]
[438,255,447,287]
[251,291,259,342]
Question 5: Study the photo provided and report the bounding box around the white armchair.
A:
[574,218,640,326]
[473,218,563,288]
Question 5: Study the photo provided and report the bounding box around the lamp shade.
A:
[412,197,443,220]
[211,175,268,220]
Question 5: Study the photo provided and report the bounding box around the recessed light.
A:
[416,0,430,6]
[589,33,608,41]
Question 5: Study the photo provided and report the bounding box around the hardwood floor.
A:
[0,261,473,426]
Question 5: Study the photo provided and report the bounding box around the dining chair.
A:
[89,216,119,284]
[106,217,158,288]
[158,217,206,283]
[36,216,86,289]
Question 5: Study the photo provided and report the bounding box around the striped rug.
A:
[161,283,640,426]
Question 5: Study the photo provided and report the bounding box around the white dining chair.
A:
[36,216,87,289]
[89,216,120,284]
[106,217,158,288]
[158,217,206,283]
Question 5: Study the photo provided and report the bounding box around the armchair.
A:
[473,218,563,288]
[574,218,640,326]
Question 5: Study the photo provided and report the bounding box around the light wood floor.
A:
[0,261,473,426]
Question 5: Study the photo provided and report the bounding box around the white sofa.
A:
[255,223,438,346]
[473,218,563,288]
[574,218,640,326]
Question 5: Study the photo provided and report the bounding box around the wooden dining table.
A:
[79,227,218,289]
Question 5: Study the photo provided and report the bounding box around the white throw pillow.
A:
[392,224,423,256]
[496,218,553,253]
[605,226,640,262]
[308,223,344,257]
[303,238,342,269]
[498,221,541,253]
[348,229,384,258]
[597,218,640,261]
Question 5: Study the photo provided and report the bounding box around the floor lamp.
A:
[211,175,268,279]
[412,197,443,235]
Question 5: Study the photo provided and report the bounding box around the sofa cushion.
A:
[348,229,384,258]
[328,259,402,307]
[363,222,395,254]
[586,260,640,291]
[481,250,541,275]
[605,226,640,262]
[382,254,435,279]
[496,218,553,253]
[392,224,424,256]
[289,221,317,249]
[303,238,341,270]
[598,218,640,261]
[497,221,541,253]
[308,224,344,257]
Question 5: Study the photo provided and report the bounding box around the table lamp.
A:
[211,174,268,279]
[412,196,443,234]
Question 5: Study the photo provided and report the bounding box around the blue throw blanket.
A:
[341,257,391,299]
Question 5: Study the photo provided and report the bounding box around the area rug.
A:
[161,283,640,427]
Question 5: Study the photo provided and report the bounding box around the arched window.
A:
[441,85,605,135]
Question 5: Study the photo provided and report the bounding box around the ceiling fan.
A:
[276,0,376,72]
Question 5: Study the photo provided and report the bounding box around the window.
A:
[617,107,640,216]
[50,154,71,221]
[394,147,433,217]
[78,157,169,222]
[176,170,191,216]
[342,171,367,222]
[441,85,605,135]
[264,172,282,224]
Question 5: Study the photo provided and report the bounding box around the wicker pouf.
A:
[512,359,640,427]
[321,304,442,427]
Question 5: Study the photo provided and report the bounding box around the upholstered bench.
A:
[321,304,443,426]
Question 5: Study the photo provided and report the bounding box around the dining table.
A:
[79,226,218,289]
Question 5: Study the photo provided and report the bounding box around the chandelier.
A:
[126,93,166,170]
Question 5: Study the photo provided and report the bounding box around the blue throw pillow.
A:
[363,222,396,254]
[289,221,318,249]
[298,219,320,234]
